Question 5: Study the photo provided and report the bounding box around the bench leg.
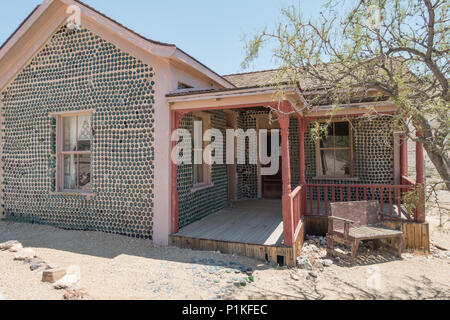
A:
[351,239,360,264]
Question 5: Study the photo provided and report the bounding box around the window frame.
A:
[54,110,94,194]
[192,111,212,189]
[315,120,354,179]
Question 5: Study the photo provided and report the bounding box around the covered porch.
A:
[166,85,427,265]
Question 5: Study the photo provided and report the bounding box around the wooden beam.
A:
[278,102,294,246]
[416,131,425,223]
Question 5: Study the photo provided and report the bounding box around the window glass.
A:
[59,113,92,191]
[64,154,77,190]
[318,122,352,177]
[77,114,91,151]
[63,116,77,152]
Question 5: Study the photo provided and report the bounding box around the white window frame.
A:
[53,110,94,193]
[315,120,354,179]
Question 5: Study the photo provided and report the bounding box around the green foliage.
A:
[243,0,450,191]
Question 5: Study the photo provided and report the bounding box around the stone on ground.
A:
[14,248,36,261]
[9,243,23,252]
[63,288,89,300]
[290,272,300,281]
[54,274,80,289]
[42,268,66,283]
[0,240,21,250]
[296,256,313,270]
[321,259,333,267]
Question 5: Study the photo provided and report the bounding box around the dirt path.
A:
[0,220,449,300]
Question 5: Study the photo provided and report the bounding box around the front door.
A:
[262,133,282,199]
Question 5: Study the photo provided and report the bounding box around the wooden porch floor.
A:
[174,199,284,246]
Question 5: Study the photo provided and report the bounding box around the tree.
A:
[242,0,449,191]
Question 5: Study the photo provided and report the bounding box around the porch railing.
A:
[285,179,418,246]
[289,185,306,235]
[304,182,417,221]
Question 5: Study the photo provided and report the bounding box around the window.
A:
[56,111,92,192]
[316,121,353,177]
[192,112,211,187]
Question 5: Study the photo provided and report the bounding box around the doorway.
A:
[262,133,282,199]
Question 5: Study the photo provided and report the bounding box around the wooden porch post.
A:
[171,110,185,234]
[415,131,425,223]
[298,117,307,216]
[298,117,306,186]
[400,134,408,178]
[279,103,294,246]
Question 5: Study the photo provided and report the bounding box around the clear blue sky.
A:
[0,0,330,75]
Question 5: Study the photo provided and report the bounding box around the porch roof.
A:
[166,84,397,117]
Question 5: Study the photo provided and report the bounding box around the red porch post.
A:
[415,131,425,223]
[171,110,186,234]
[279,102,294,246]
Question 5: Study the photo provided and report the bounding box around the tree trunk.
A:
[422,142,450,192]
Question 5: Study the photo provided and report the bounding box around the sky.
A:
[0,0,331,75]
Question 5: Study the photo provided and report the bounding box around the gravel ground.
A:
[0,218,449,300]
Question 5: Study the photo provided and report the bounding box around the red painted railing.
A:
[289,185,306,235]
[304,183,417,221]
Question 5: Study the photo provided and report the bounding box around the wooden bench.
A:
[327,201,404,263]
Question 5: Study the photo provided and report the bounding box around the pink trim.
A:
[171,110,187,234]
[172,102,278,113]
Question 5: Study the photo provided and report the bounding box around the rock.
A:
[321,259,333,267]
[0,240,21,250]
[14,248,36,261]
[8,243,23,253]
[45,263,60,270]
[296,256,312,270]
[42,268,66,283]
[63,288,89,300]
[290,273,300,281]
[309,272,318,279]
[30,261,46,271]
[54,274,80,290]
